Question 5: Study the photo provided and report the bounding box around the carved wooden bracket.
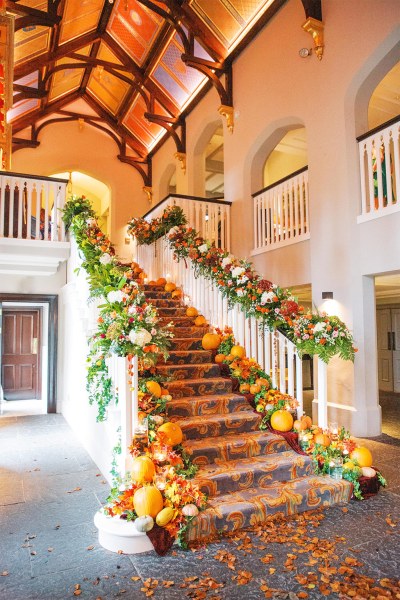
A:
[302,17,324,60]
[144,112,186,155]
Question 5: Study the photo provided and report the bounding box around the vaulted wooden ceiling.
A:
[8,0,322,185]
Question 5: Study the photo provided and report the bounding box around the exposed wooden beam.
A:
[6,1,61,29]
[300,0,322,21]
[11,90,82,133]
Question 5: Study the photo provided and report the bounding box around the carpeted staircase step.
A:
[182,430,292,465]
[194,451,314,496]
[169,338,203,351]
[145,290,178,299]
[147,298,181,308]
[167,392,250,418]
[164,377,233,398]
[175,411,262,440]
[160,317,197,327]
[167,326,208,338]
[157,307,187,317]
[156,363,221,380]
[164,350,213,365]
[186,476,353,542]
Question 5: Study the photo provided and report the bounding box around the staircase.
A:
[146,286,353,544]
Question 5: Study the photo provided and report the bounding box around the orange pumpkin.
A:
[239,383,250,393]
[148,280,156,286]
[302,415,312,428]
[314,433,331,447]
[194,315,207,327]
[157,278,167,286]
[131,456,155,484]
[270,409,294,432]
[133,485,164,518]
[164,282,176,292]
[350,447,373,468]
[293,419,308,432]
[201,333,221,350]
[231,345,246,359]
[171,289,182,298]
[249,384,261,395]
[214,354,226,364]
[146,381,162,398]
[160,387,169,396]
[186,307,198,317]
[157,422,183,446]
[256,378,270,388]
[225,354,234,362]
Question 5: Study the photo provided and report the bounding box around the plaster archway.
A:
[157,162,177,201]
[192,118,223,196]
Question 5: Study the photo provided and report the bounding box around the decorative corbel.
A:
[302,17,324,60]
[218,105,234,133]
[142,186,153,205]
[174,151,186,173]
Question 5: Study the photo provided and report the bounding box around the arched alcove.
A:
[263,127,307,187]
[368,61,400,130]
[51,171,111,235]
[192,119,224,197]
[158,163,177,200]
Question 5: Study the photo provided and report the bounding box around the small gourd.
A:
[182,504,199,517]
[156,506,175,527]
[361,466,376,478]
[134,515,154,533]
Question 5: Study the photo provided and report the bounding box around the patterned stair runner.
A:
[145,286,353,543]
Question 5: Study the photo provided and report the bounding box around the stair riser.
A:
[145,291,177,299]
[160,317,197,327]
[168,326,208,338]
[181,413,261,440]
[169,339,203,351]
[186,477,353,542]
[157,308,187,317]
[164,378,232,398]
[164,350,213,365]
[167,395,250,418]
[146,299,181,308]
[196,456,314,496]
[156,364,221,380]
[183,434,291,466]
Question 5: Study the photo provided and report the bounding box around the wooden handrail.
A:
[0,170,69,184]
[356,114,400,143]
[252,165,308,198]
[142,193,231,219]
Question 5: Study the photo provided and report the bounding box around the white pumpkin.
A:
[361,466,376,478]
[182,504,199,517]
[134,515,154,533]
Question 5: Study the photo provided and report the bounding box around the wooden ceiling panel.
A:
[8,98,40,122]
[59,0,104,45]
[107,0,164,67]
[190,0,275,49]
[123,97,168,148]
[87,42,132,114]
[15,25,51,63]
[151,34,207,108]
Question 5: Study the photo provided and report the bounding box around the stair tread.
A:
[182,429,281,450]
[168,392,244,404]
[166,376,231,386]
[177,411,258,426]
[195,450,310,478]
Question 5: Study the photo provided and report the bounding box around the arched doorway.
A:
[263,127,307,187]
[205,125,224,198]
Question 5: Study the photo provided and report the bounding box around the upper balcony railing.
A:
[357,115,400,223]
[251,166,309,255]
[0,171,68,242]
[143,193,231,250]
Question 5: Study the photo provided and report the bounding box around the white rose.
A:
[128,328,152,347]
[236,289,245,297]
[221,255,233,268]
[261,291,275,304]
[99,253,112,265]
[231,266,245,278]
[107,290,125,303]
[198,243,208,253]
[313,322,327,333]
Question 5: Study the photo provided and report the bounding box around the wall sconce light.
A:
[299,47,312,58]
[322,291,333,300]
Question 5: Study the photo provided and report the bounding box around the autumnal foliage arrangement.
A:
[127,205,187,245]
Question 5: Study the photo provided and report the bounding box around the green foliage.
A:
[86,356,116,422]
[62,196,95,231]
[174,444,199,479]
[128,205,187,245]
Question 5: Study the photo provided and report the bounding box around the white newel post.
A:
[117,356,133,476]
[132,354,139,432]
[317,358,328,429]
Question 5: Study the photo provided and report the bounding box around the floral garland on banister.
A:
[62,196,208,550]
[128,208,356,363]
[127,204,187,245]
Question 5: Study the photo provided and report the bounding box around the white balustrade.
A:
[357,117,400,223]
[0,171,67,241]
[251,167,309,255]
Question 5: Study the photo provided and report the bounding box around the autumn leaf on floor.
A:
[385,515,398,527]
[140,578,159,597]
[67,487,82,494]
[73,584,82,596]
[162,580,174,587]
[214,549,236,570]
[1,571,9,576]
[87,545,94,551]
[232,570,253,585]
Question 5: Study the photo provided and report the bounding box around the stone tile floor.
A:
[0,408,399,600]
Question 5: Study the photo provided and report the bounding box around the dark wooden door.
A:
[1,308,41,400]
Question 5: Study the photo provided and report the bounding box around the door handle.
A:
[388,332,392,350]
[32,338,38,355]
[393,332,396,352]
